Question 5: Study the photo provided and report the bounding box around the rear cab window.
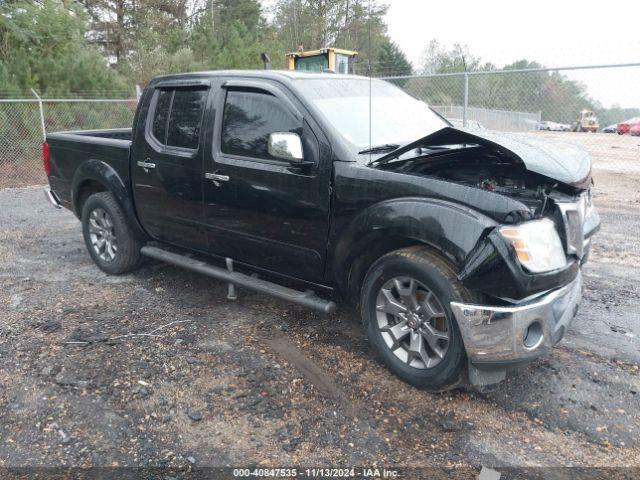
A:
[148,87,208,151]
[151,90,172,143]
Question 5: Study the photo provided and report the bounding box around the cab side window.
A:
[221,90,301,161]
[149,87,207,150]
[151,89,172,144]
[167,89,207,149]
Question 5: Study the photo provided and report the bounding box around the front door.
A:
[132,84,209,249]
[202,81,332,283]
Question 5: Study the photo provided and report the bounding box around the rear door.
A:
[202,79,332,283]
[132,81,209,249]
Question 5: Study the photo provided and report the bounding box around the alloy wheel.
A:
[88,207,117,262]
[375,276,450,369]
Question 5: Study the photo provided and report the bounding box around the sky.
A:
[386,0,640,108]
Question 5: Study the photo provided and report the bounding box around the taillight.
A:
[42,142,51,177]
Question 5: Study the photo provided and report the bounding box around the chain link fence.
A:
[1,66,639,219]
[381,65,640,170]
[0,96,137,188]
[431,105,540,132]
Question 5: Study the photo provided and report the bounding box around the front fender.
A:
[331,197,498,289]
[71,159,147,240]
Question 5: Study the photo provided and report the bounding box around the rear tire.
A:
[361,246,478,391]
[81,192,142,274]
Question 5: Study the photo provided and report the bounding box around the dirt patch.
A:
[0,162,45,189]
[264,336,355,409]
[1,186,639,472]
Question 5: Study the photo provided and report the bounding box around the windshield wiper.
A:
[358,143,401,155]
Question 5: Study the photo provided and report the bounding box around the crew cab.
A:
[44,71,600,390]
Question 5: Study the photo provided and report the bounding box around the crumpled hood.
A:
[373,127,592,189]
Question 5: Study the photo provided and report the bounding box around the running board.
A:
[140,246,336,315]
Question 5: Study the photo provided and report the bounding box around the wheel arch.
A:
[75,179,108,217]
[71,159,147,240]
[330,197,498,304]
[345,233,434,306]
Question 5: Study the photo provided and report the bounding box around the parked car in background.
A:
[630,124,640,136]
[617,117,640,135]
[602,124,618,133]
[537,121,556,131]
[537,121,569,132]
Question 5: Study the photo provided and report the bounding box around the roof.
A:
[149,69,372,84]
[285,48,358,58]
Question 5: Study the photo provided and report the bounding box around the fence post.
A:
[135,84,142,102]
[31,89,46,141]
[463,72,469,128]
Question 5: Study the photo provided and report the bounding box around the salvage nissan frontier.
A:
[43,70,600,390]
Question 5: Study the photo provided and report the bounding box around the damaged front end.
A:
[452,186,599,384]
[459,185,599,300]
[371,126,601,385]
[372,126,600,300]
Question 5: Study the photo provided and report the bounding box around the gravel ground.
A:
[531,131,640,174]
[1,178,639,477]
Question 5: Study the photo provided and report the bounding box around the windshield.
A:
[294,77,447,153]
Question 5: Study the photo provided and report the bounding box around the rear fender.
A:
[71,159,147,240]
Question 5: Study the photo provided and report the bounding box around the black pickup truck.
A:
[44,70,600,390]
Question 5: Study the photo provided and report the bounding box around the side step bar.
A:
[44,187,62,209]
[140,246,337,315]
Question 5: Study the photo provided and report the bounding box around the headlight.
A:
[499,218,567,273]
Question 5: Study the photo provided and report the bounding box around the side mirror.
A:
[268,132,304,162]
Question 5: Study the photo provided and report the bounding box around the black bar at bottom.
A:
[141,246,337,314]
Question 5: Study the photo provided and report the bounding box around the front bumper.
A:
[451,271,582,368]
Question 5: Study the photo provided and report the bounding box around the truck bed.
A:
[46,128,133,210]
[48,127,133,144]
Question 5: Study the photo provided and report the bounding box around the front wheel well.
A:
[346,237,456,307]
[75,180,108,217]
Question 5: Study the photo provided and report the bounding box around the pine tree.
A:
[375,39,412,78]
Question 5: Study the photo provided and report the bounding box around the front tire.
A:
[81,192,142,274]
[361,247,478,391]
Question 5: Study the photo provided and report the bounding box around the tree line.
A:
[408,41,639,127]
[0,0,411,96]
[0,0,635,125]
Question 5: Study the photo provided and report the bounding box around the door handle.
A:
[205,172,230,186]
[205,172,229,182]
[137,160,156,170]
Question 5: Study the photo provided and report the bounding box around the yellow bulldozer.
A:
[285,47,358,74]
[572,110,599,133]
